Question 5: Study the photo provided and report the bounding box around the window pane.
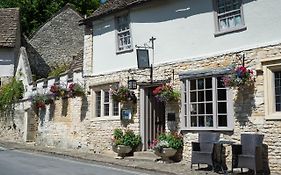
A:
[190,92,196,102]
[198,79,204,89]
[206,115,213,127]
[275,71,281,111]
[199,116,205,127]
[218,102,227,113]
[104,92,109,102]
[206,90,212,101]
[113,101,119,116]
[218,115,227,127]
[190,80,196,90]
[95,91,101,117]
[104,104,109,116]
[191,116,197,127]
[184,92,187,103]
[217,77,225,88]
[206,78,212,89]
[218,89,227,100]
[198,91,204,102]
[198,103,205,114]
[190,104,197,114]
[206,103,213,114]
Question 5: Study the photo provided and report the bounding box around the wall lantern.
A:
[128,78,137,90]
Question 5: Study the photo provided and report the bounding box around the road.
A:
[0,147,164,175]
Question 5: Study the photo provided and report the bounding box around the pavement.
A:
[0,141,220,175]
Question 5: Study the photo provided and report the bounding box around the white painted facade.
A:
[90,0,281,75]
[0,48,15,77]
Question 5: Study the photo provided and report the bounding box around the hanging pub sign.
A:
[136,49,150,69]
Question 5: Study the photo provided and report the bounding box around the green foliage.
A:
[156,132,183,150]
[111,86,137,103]
[152,83,180,103]
[48,64,69,77]
[112,128,142,149]
[0,0,100,36]
[0,79,24,110]
[31,94,54,109]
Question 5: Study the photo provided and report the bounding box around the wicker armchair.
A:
[232,133,264,174]
[191,132,220,169]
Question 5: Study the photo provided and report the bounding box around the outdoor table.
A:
[214,140,235,175]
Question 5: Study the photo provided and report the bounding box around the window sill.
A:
[214,26,247,37]
[180,127,234,132]
[116,48,133,55]
[265,113,281,121]
[93,116,120,121]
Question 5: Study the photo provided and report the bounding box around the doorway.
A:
[140,86,165,150]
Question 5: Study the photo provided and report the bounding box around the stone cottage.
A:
[0,8,21,85]
[79,0,281,173]
[26,3,84,78]
[1,0,281,174]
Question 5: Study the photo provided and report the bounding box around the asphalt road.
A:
[0,147,163,175]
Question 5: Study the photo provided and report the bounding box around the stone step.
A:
[102,149,160,162]
[126,151,160,162]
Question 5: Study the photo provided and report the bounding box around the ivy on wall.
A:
[0,78,24,111]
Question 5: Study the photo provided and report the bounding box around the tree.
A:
[0,0,100,36]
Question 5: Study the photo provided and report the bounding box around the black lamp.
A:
[128,78,137,90]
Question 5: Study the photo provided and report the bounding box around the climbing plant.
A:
[0,78,24,111]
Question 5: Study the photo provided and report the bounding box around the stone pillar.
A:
[83,23,93,76]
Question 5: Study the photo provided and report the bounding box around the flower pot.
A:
[112,145,132,159]
[154,148,177,162]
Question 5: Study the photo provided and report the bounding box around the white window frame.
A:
[115,13,133,53]
[262,56,281,120]
[213,0,246,36]
[181,76,234,131]
[92,87,120,120]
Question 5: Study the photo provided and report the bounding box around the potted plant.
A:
[152,83,180,103]
[31,94,54,110]
[31,94,46,109]
[50,84,62,99]
[111,128,142,158]
[111,86,137,104]
[150,132,183,162]
[222,65,255,89]
[68,83,84,97]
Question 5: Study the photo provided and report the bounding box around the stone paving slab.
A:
[0,140,224,175]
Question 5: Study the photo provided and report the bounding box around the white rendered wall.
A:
[0,48,15,77]
[91,0,281,75]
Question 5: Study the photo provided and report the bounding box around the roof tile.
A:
[0,8,20,48]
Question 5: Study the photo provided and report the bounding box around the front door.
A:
[140,87,165,150]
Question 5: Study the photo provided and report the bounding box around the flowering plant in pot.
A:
[68,83,84,97]
[222,65,255,88]
[111,86,137,104]
[50,84,62,98]
[111,128,142,158]
[152,83,180,103]
[31,94,54,109]
[150,132,183,162]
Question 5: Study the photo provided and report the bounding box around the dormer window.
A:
[115,14,132,53]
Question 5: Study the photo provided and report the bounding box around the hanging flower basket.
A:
[152,83,180,103]
[222,65,255,88]
[31,94,54,110]
[68,83,85,97]
[111,86,137,104]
